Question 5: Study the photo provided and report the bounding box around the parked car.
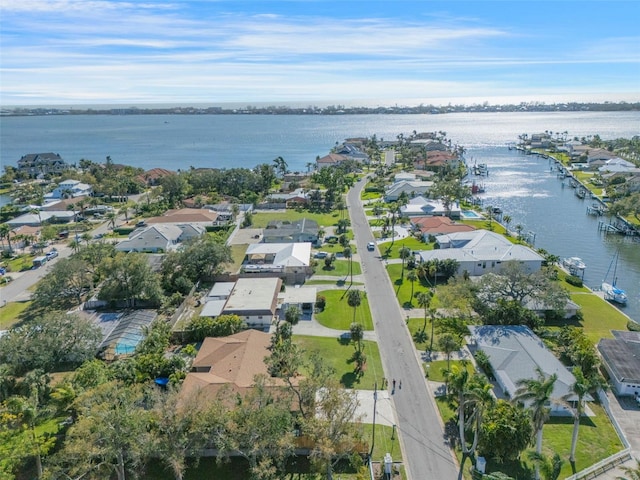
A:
[93,233,104,239]
[46,249,58,260]
[367,242,375,251]
[314,251,329,259]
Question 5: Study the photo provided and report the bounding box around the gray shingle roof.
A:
[598,330,640,384]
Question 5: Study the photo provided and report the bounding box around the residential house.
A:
[410,216,476,241]
[263,218,319,244]
[278,286,317,319]
[137,168,176,186]
[468,325,585,414]
[394,172,417,183]
[334,143,370,163]
[264,188,310,208]
[243,242,312,282]
[45,179,93,199]
[416,229,543,276]
[598,158,639,174]
[17,153,68,177]
[598,330,640,396]
[115,223,205,253]
[220,277,282,329]
[316,153,349,169]
[6,210,76,227]
[180,329,297,403]
[384,181,434,202]
[400,196,462,218]
[146,208,219,228]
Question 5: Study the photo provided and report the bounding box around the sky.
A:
[1,0,639,107]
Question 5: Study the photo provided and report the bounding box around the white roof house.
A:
[598,158,638,174]
[6,210,76,227]
[244,242,311,268]
[45,179,93,199]
[384,180,434,202]
[469,325,585,413]
[400,196,461,218]
[115,224,205,253]
[394,172,417,183]
[417,229,543,276]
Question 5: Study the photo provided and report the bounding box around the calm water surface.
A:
[1,111,639,321]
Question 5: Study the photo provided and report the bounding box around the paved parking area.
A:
[229,227,262,245]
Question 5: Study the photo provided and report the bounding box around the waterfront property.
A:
[17,152,68,177]
[399,196,461,218]
[416,229,543,276]
[45,178,93,199]
[468,325,587,413]
[384,180,434,202]
[598,330,640,397]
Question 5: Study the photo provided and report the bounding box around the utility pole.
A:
[370,382,377,458]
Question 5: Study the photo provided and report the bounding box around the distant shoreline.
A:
[2,101,639,117]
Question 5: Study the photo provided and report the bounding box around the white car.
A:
[367,242,375,251]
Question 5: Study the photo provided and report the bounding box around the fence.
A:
[564,389,632,480]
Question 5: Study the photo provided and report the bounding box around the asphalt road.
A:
[347,175,458,480]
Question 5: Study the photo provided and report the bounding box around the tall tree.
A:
[479,400,533,463]
[513,367,558,480]
[406,269,418,304]
[32,257,92,309]
[563,367,594,463]
[99,252,163,307]
[399,246,411,280]
[51,381,152,480]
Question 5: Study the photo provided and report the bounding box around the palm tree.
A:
[513,367,558,480]
[399,246,411,280]
[343,246,352,284]
[617,460,640,480]
[406,270,418,304]
[563,367,593,463]
[527,452,563,480]
[0,223,14,254]
[415,290,433,334]
[438,333,460,371]
[105,211,117,230]
[503,214,512,235]
[346,289,362,324]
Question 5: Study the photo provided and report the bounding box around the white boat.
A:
[562,257,586,274]
[602,252,627,305]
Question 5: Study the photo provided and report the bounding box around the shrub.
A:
[628,320,640,332]
[565,274,583,287]
[315,295,326,311]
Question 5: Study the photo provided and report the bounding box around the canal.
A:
[468,146,640,324]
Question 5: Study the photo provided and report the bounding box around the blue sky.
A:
[1,0,639,106]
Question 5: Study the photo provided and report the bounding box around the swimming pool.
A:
[461,210,483,219]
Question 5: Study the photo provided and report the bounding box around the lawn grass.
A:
[385,263,440,308]
[314,259,362,277]
[294,335,384,390]
[226,244,248,273]
[315,289,374,331]
[556,269,590,293]
[251,210,343,229]
[1,253,36,273]
[364,423,405,469]
[564,293,629,342]
[0,300,32,329]
[425,360,474,382]
[378,237,430,259]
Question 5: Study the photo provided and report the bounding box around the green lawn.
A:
[305,279,363,286]
[1,254,36,273]
[0,300,32,329]
[294,335,384,390]
[556,269,590,293]
[314,259,362,277]
[250,210,343,229]
[424,360,474,382]
[364,423,406,476]
[385,263,438,307]
[378,237,429,258]
[226,244,248,273]
[315,289,374,331]
[565,293,629,342]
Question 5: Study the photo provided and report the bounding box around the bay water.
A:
[1,111,639,321]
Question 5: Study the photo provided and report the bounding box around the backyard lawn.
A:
[294,335,384,390]
[226,244,248,273]
[564,293,629,342]
[315,289,374,330]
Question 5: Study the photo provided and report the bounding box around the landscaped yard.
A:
[425,360,474,382]
[315,289,374,330]
[378,236,429,259]
[314,259,362,277]
[294,335,384,390]
[226,244,248,273]
[385,263,437,307]
[435,398,623,480]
